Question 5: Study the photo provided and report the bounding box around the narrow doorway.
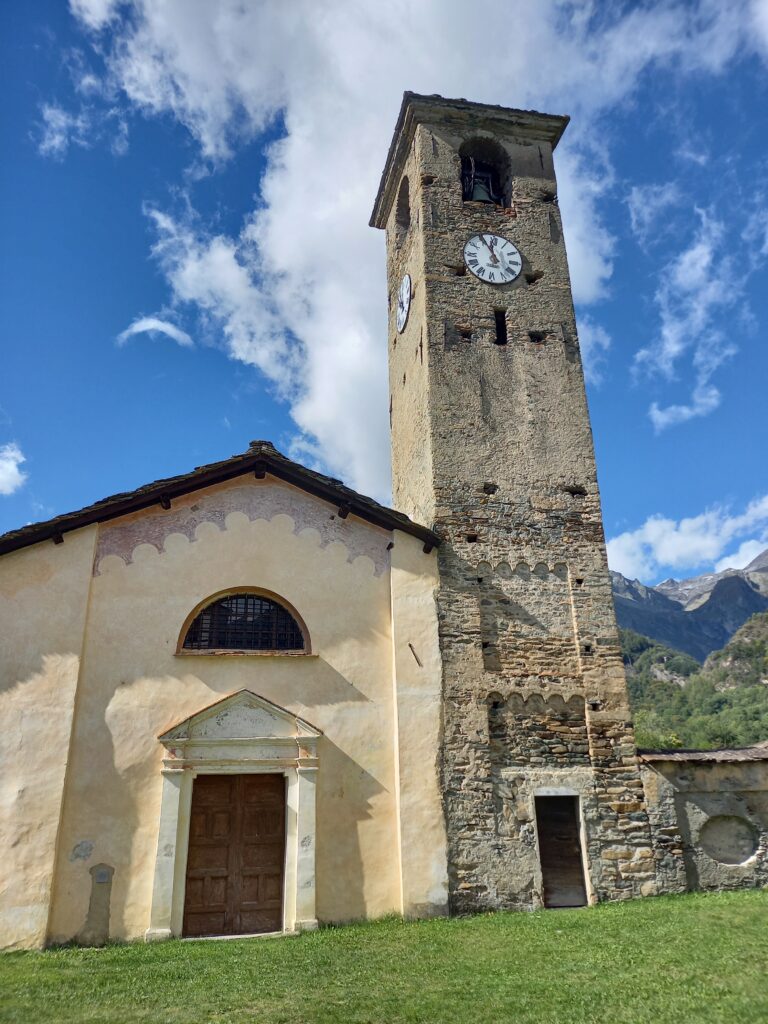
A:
[183,774,286,937]
[534,795,588,908]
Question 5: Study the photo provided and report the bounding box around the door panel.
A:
[535,795,588,908]
[239,774,285,934]
[183,773,286,937]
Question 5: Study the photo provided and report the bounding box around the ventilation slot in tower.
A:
[494,310,508,346]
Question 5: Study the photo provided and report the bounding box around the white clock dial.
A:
[396,273,411,332]
[463,233,523,285]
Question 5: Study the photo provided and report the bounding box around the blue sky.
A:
[1,0,767,583]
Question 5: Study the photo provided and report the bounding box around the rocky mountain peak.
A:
[612,546,768,661]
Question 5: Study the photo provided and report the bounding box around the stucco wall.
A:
[37,476,433,944]
[389,533,448,916]
[0,527,96,950]
[641,757,768,893]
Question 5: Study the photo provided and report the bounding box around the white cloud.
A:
[69,0,120,31]
[117,315,194,348]
[37,104,91,158]
[635,208,739,432]
[607,494,768,581]
[0,443,27,497]
[557,147,615,303]
[627,182,681,248]
[577,315,611,386]
[751,0,768,56]
[676,143,709,167]
[37,100,129,159]
[742,202,768,260]
[715,538,768,573]
[57,0,768,495]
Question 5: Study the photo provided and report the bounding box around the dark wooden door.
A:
[183,774,286,937]
[535,796,588,908]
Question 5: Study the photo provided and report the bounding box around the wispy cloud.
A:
[627,181,681,248]
[577,315,611,386]
[117,315,194,348]
[635,208,740,432]
[37,104,91,158]
[607,494,768,581]
[37,101,129,159]
[0,443,27,496]
[69,0,120,31]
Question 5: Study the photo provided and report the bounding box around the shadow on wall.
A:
[0,652,82,950]
[313,737,388,924]
[48,653,386,944]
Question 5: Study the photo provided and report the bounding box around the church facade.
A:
[2,94,767,950]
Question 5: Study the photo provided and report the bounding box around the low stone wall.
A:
[640,746,768,894]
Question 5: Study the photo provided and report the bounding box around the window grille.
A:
[182,593,305,652]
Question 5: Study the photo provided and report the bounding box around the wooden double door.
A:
[183,773,286,937]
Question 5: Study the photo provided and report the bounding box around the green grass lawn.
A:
[2,891,767,1024]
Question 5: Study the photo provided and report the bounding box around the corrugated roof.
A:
[0,440,441,557]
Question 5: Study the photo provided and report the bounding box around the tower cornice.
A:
[370,91,569,229]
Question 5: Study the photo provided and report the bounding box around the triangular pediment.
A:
[159,690,321,744]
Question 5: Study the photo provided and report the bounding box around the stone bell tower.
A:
[372,94,657,911]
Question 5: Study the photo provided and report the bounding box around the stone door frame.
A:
[145,690,320,941]
[529,773,597,907]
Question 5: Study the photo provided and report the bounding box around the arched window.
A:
[181,592,306,653]
[459,138,511,206]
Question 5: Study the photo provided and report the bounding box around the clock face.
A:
[463,233,522,285]
[396,273,411,332]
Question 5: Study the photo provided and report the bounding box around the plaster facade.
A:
[0,526,96,949]
[1,475,445,948]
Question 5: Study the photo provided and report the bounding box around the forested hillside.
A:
[621,612,768,750]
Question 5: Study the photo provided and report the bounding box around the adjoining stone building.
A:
[2,94,766,950]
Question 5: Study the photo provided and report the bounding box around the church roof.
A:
[0,440,441,557]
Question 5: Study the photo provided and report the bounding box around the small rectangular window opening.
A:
[494,309,508,346]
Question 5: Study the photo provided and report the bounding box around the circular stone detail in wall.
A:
[698,815,759,865]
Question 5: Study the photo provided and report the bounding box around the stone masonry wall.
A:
[383,98,657,911]
[641,757,768,894]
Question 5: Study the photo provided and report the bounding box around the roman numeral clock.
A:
[463,233,523,284]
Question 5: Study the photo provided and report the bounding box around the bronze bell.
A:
[470,173,495,203]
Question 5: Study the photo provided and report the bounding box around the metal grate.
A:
[183,593,305,652]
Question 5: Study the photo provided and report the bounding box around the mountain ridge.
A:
[611,546,768,661]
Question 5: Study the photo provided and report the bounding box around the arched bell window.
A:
[459,137,511,207]
[180,591,308,653]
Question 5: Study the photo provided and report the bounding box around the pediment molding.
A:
[158,690,321,758]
